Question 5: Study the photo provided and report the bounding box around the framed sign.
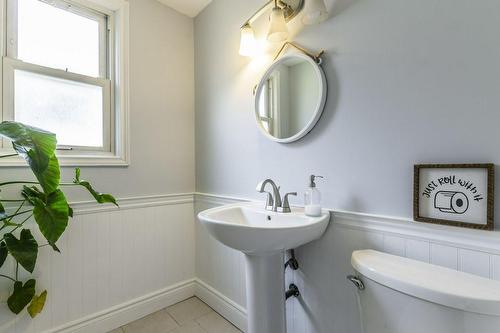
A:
[414,164,495,230]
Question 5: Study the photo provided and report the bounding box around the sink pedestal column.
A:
[245,251,286,333]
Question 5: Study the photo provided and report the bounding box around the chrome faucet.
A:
[256,179,282,211]
[256,179,297,213]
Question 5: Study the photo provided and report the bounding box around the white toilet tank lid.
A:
[352,249,500,316]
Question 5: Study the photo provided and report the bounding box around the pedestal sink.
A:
[198,202,330,333]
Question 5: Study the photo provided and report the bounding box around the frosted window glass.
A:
[258,89,266,117]
[17,0,101,77]
[14,70,104,147]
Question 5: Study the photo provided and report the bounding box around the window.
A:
[258,74,279,136]
[258,78,273,134]
[1,0,130,165]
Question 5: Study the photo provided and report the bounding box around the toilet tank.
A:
[351,250,500,333]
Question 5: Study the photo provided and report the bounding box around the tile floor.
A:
[108,297,242,333]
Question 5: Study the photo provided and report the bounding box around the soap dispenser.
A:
[304,175,323,217]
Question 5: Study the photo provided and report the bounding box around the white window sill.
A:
[0,152,129,167]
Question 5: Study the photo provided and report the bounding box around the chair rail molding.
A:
[194,192,500,255]
[71,192,194,215]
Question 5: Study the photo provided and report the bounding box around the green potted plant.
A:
[0,121,117,317]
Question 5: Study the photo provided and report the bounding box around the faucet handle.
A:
[278,192,297,213]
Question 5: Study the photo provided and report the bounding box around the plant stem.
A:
[0,210,32,222]
[0,274,16,282]
[0,154,19,159]
[0,181,79,187]
[0,181,39,186]
[0,220,17,232]
[9,201,26,219]
[15,263,18,281]
[1,213,33,238]
[0,200,27,231]
[0,199,26,202]
[0,209,32,233]
[0,202,25,232]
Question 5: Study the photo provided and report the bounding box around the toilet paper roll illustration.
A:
[434,191,469,214]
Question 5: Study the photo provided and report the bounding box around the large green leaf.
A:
[0,121,56,169]
[0,242,7,268]
[7,279,36,314]
[32,190,69,247]
[4,229,38,273]
[0,122,59,193]
[73,168,118,206]
[0,202,6,219]
[27,290,47,318]
[33,154,60,195]
[22,186,46,205]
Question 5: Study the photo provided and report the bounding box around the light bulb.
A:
[267,6,288,42]
[239,24,257,57]
[302,0,328,25]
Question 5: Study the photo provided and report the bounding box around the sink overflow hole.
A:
[267,215,272,221]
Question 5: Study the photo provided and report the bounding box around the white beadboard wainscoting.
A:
[194,193,500,333]
[3,192,500,333]
[0,194,196,333]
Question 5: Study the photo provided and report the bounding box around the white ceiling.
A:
[156,0,212,17]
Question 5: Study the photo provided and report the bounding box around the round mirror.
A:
[254,53,327,143]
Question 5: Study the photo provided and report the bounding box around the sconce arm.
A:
[241,0,305,28]
[273,41,325,63]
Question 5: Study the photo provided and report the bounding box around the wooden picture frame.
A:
[413,164,495,230]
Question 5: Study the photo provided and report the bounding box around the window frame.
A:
[258,74,280,137]
[0,0,130,166]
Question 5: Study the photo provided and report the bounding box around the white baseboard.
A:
[194,279,247,332]
[45,279,196,333]
[41,278,247,333]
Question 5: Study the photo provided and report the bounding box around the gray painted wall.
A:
[0,0,195,201]
[194,2,500,332]
[194,0,500,221]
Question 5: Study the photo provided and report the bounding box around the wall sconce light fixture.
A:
[239,0,328,57]
[302,0,328,25]
[268,1,289,42]
[239,23,257,56]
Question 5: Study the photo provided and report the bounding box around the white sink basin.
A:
[198,201,330,333]
[198,202,330,254]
